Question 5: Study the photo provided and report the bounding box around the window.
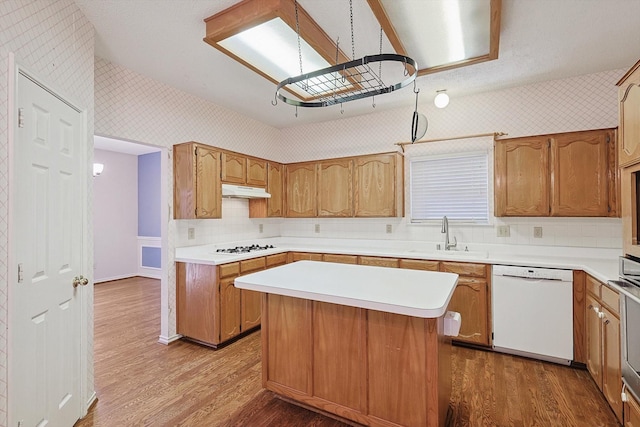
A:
[410,152,489,223]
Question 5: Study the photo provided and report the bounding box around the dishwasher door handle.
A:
[499,274,565,281]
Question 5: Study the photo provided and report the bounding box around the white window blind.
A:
[410,152,489,223]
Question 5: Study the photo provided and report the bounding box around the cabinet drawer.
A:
[442,262,487,278]
[359,256,399,268]
[266,253,287,267]
[219,262,240,278]
[586,274,602,298]
[290,252,323,262]
[399,259,440,271]
[241,257,266,273]
[323,254,358,264]
[601,284,619,315]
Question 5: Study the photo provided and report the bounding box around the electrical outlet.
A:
[496,225,510,237]
[533,226,543,238]
[314,224,320,233]
[188,227,195,240]
[259,224,264,233]
[386,224,392,233]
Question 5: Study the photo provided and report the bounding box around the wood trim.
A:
[616,58,640,86]
[367,0,501,77]
[366,0,407,56]
[396,132,506,150]
[203,0,352,102]
[573,270,586,364]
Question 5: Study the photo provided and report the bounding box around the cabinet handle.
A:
[604,319,610,325]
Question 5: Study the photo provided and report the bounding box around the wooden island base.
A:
[261,293,452,427]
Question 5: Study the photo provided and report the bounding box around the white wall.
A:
[93,149,139,282]
[0,1,95,421]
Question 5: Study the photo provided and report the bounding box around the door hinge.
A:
[606,134,610,143]
[17,108,24,128]
[17,263,23,283]
[547,139,551,148]
[194,147,198,156]
[608,204,611,213]
[195,208,198,217]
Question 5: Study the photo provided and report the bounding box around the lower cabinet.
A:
[177,254,286,348]
[626,390,640,426]
[586,274,622,423]
[440,262,491,347]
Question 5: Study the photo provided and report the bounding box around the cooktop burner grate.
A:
[216,244,275,254]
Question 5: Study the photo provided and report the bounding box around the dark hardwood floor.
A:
[76,276,620,427]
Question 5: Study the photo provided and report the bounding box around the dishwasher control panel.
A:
[492,265,573,282]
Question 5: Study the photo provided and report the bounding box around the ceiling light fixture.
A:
[273,0,417,111]
[93,163,104,177]
[434,90,450,108]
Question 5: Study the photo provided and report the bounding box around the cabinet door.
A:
[318,159,353,217]
[625,390,640,427]
[267,162,283,217]
[219,277,241,342]
[241,290,262,331]
[494,137,550,216]
[221,152,246,184]
[195,145,221,218]
[176,263,217,344]
[354,154,398,217]
[247,158,267,187]
[289,252,323,262]
[602,306,622,422]
[586,293,603,389]
[446,277,489,346]
[286,163,317,217]
[619,69,640,167]
[550,130,611,216]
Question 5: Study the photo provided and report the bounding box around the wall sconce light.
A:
[93,163,104,177]
[434,90,450,109]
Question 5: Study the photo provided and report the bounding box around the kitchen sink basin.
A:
[407,249,489,259]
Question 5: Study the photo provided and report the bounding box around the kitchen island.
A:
[235,261,459,427]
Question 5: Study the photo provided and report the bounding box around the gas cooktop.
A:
[215,244,275,254]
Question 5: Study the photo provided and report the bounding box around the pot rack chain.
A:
[273,0,418,110]
[295,0,303,76]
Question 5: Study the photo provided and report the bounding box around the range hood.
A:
[221,184,271,199]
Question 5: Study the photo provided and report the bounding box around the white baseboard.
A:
[138,269,161,280]
[94,273,136,284]
[85,391,97,412]
[158,334,182,345]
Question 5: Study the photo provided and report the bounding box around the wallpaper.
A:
[0,0,95,424]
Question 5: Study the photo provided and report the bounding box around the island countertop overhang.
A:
[234,260,459,318]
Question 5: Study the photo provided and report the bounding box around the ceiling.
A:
[94,135,160,155]
[74,0,640,129]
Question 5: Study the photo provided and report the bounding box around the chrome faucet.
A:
[441,216,457,251]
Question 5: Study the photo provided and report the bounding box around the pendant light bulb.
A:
[434,90,449,109]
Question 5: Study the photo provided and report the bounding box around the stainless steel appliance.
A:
[492,265,574,365]
[610,256,640,402]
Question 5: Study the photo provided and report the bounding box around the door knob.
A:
[73,275,89,288]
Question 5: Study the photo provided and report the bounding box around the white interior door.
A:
[11,71,85,426]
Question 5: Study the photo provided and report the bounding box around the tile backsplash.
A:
[175,198,622,249]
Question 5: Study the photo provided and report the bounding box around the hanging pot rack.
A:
[274,53,417,108]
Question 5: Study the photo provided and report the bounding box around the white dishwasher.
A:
[492,265,574,365]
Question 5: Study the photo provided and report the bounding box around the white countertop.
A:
[175,238,621,284]
[234,260,459,318]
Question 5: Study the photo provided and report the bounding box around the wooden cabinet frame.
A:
[495,128,618,217]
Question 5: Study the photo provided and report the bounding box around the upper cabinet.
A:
[266,162,283,217]
[221,152,246,184]
[551,129,615,216]
[285,162,317,217]
[221,151,267,187]
[618,59,640,168]
[495,128,618,217]
[494,136,550,216]
[354,153,404,217]
[247,158,267,187]
[318,159,353,217]
[173,142,221,219]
